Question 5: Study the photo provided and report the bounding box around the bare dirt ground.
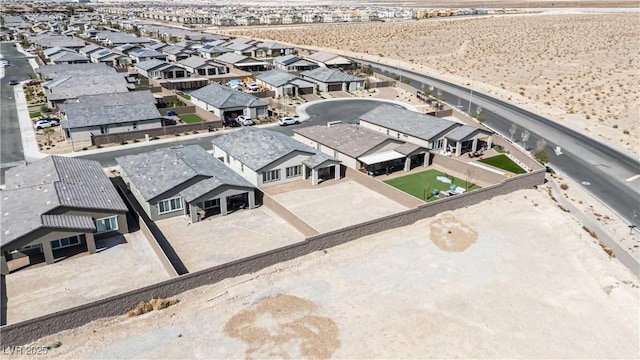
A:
[222,12,640,157]
[14,188,639,359]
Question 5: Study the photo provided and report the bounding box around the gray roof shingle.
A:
[256,70,298,88]
[44,74,130,101]
[294,124,402,158]
[444,125,489,141]
[359,105,461,142]
[1,156,127,247]
[214,52,248,64]
[37,63,116,79]
[301,67,363,83]
[50,51,89,63]
[60,91,160,128]
[190,83,267,110]
[211,127,319,171]
[116,145,254,202]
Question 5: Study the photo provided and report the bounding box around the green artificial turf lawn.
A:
[177,114,204,123]
[384,169,481,201]
[478,154,527,174]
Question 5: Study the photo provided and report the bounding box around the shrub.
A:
[560,183,569,190]
[623,129,630,135]
[127,298,179,317]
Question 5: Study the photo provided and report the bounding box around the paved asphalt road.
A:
[0,42,34,168]
[73,99,390,167]
[357,58,640,227]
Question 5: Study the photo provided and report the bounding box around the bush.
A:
[560,183,569,190]
[127,298,179,317]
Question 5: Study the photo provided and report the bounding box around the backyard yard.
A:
[478,154,527,174]
[384,169,481,201]
[177,114,203,123]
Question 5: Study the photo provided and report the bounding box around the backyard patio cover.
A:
[358,150,405,165]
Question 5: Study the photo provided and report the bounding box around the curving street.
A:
[355,58,640,229]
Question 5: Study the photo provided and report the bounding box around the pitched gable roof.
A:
[359,105,462,141]
[301,67,363,83]
[190,83,267,110]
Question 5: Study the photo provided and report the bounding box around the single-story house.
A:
[89,48,131,67]
[190,83,268,120]
[177,56,226,76]
[300,67,365,92]
[43,46,74,60]
[49,51,90,65]
[59,90,162,142]
[294,122,428,175]
[36,63,116,80]
[358,105,493,156]
[0,156,129,274]
[255,69,316,96]
[78,43,103,57]
[135,59,187,80]
[101,32,152,47]
[197,44,234,60]
[43,74,131,108]
[117,145,257,223]
[255,41,295,57]
[304,51,353,69]
[212,127,341,187]
[128,48,168,63]
[146,42,170,52]
[225,42,259,57]
[31,34,86,50]
[113,43,145,55]
[214,53,269,72]
[273,55,319,72]
[161,45,195,62]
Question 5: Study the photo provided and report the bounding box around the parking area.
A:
[272,180,409,233]
[4,232,171,325]
[156,208,305,272]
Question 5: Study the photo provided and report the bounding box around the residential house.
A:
[197,44,234,60]
[59,90,162,142]
[214,53,269,72]
[117,145,257,223]
[49,51,90,65]
[128,48,168,63]
[161,45,194,62]
[78,43,103,57]
[0,156,129,274]
[31,34,85,50]
[145,42,170,52]
[300,67,364,92]
[43,73,131,108]
[177,56,226,76]
[190,83,268,119]
[35,63,116,80]
[255,70,316,96]
[294,122,428,175]
[255,41,295,57]
[305,51,353,69]
[135,59,187,79]
[225,42,260,57]
[212,127,341,187]
[113,43,145,55]
[273,55,319,72]
[89,48,131,67]
[100,32,152,47]
[358,105,492,156]
[43,46,74,60]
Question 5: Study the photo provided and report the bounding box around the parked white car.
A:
[245,83,259,91]
[236,115,254,126]
[34,118,60,130]
[278,116,299,126]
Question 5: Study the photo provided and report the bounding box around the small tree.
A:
[364,78,371,90]
[465,167,475,190]
[521,130,530,150]
[184,34,191,40]
[509,123,517,141]
[43,127,55,146]
[470,106,485,123]
[532,138,549,164]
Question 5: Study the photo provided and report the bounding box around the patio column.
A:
[220,196,228,216]
[312,169,319,186]
[86,233,96,255]
[190,203,199,223]
[472,138,478,153]
[248,191,256,209]
[42,240,55,265]
[404,157,411,172]
[1,254,8,275]
[487,136,493,149]
[455,141,462,157]
[443,138,449,154]
[334,164,340,180]
[423,153,429,167]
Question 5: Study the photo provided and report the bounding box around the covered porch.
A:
[184,187,257,223]
[358,148,427,177]
[444,126,493,157]
[303,154,342,186]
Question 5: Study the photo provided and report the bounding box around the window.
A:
[51,236,80,250]
[262,169,281,183]
[95,216,119,233]
[433,139,444,150]
[158,197,183,214]
[203,198,220,209]
[286,165,302,178]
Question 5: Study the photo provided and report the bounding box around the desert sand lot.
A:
[224,12,640,156]
[272,180,409,233]
[156,207,305,272]
[4,232,171,325]
[17,188,639,359]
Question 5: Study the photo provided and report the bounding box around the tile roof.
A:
[178,55,219,69]
[214,52,248,65]
[60,90,160,128]
[301,67,364,83]
[294,123,403,158]
[129,48,166,59]
[197,44,233,54]
[79,44,101,54]
[116,145,254,202]
[44,74,130,101]
[302,152,340,169]
[306,51,340,63]
[190,83,267,110]
[359,105,461,142]
[1,156,128,247]
[273,55,300,65]
[444,125,489,141]
[256,70,298,88]
[135,58,171,71]
[211,127,317,171]
[50,51,89,63]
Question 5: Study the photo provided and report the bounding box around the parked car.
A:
[278,116,299,126]
[223,117,240,127]
[245,83,259,91]
[9,79,19,86]
[34,118,60,130]
[236,115,254,126]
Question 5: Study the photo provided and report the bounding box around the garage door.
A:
[298,87,313,95]
[328,83,342,92]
